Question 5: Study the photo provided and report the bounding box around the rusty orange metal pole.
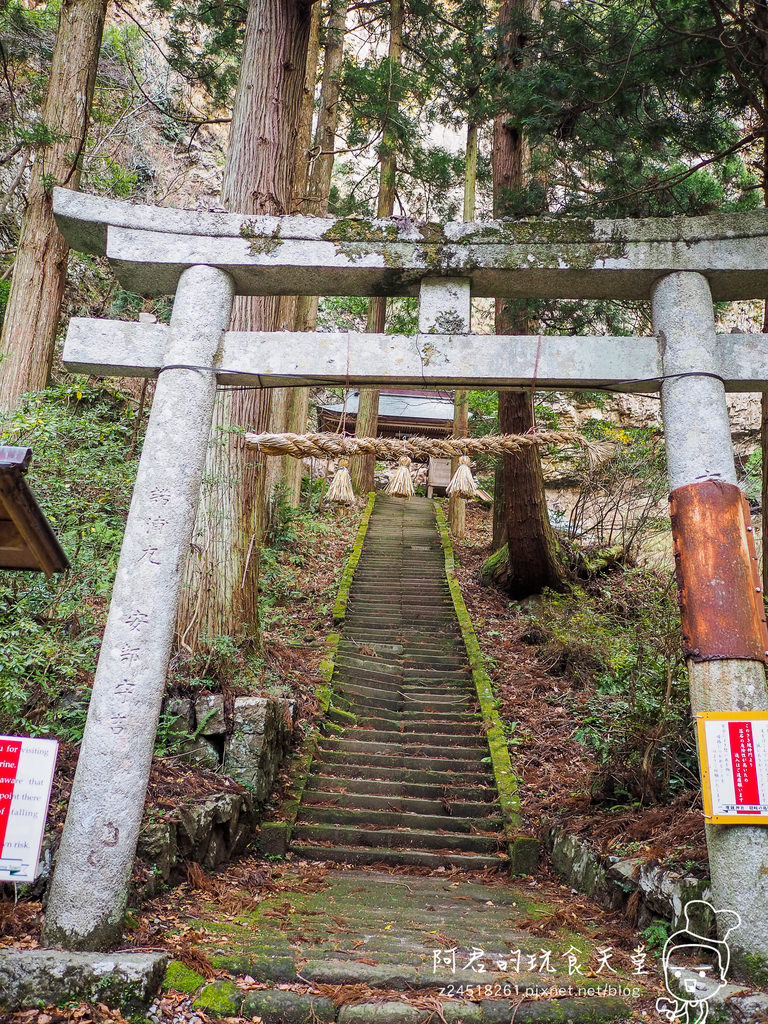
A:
[654,271,768,976]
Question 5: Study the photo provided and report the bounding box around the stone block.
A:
[164,696,194,741]
[507,837,540,876]
[241,990,335,1024]
[195,693,226,735]
[259,821,289,856]
[224,697,291,801]
[0,949,168,1011]
[137,819,177,882]
[180,736,221,771]
[177,798,218,853]
[338,1001,422,1024]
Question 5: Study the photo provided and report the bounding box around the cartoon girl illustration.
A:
[656,900,741,1024]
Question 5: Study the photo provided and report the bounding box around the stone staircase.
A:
[290,495,507,869]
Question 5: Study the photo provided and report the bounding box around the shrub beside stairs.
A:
[261,494,538,872]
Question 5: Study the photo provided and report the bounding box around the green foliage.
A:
[741,448,762,509]
[86,156,138,198]
[0,281,10,331]
[499,0,762,218]
[0,379,141,739]
[641,922,670,951]
[526,568,697,805]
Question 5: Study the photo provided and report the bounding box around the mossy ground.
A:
[153,865,656,1001]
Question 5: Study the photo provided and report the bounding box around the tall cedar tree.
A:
[501,0,766,584]
[351,0,404,495]
[0,0,108,410]
[176,0,319,653]
[486,0,566,596]
[278,2,322,507]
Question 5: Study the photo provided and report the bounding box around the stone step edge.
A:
[434,505,538,864]
[333,492,377,622]
[260,493,377,859]
[181,973,633,1024]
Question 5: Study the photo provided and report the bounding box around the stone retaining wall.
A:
[545,825,713,935]
[7,695,292,905]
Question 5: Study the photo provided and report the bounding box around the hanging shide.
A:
[386,456,415,498]
[327,457,355,504]
[447,455,477,499]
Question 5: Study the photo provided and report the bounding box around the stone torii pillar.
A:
[43,265,234,950]
[654,271,768,973]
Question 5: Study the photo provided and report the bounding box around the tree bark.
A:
[351,0,403,494]
[448,122,479,539]
[177,0,319,654]
[0,0,108,411]
[279,0,322,506]
[294,0,348,340]
[486,0,566,596]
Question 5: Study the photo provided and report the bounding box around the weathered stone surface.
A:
[62,315,768,394]
[242,988,335,1024]
[0,949,168,1011]
[137,819,177,881]
[52,187,768,301]
[224,697,291,800]
[179,735,221,770]
[163,697,195,744]
[195,693,226,735]
[478,996,630,1023]
[43,264,236,951]
[338,1002,423,1024]
[547,826,714,932]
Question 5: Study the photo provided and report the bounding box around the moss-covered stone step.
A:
[332,680,476,702]
[341,625,458,641]
[357,710,480,727]
[288,843,502,869]
[333,686,475,712]
[301,790,502,817]
[322,738,488,760]
[292,822,501,854]
[335,728,488,746]
[297,805,503,833]
[308,762,493,786]
[303,776,498,801]
[311,748,494,774]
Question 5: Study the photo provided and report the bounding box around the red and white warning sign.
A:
[697,712,768,824]
[0,735,58,882]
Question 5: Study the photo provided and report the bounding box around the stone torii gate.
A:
[43,187,768,973]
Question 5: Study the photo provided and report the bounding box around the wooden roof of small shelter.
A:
[317,389,454,439]
[0,447,69,576]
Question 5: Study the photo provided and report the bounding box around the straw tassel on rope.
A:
[446,455,477,499]
[327,456,354,504]
[386,456,415,498]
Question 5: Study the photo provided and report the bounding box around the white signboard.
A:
[0,735,58,882]
[696,713,768,824]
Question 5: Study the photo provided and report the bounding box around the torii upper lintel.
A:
[52,187,768,301]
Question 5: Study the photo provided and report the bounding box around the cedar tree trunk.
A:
[484,0,566,597]
[0,0,108,410]
[177,0,319,653]
[351,0,403,494]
